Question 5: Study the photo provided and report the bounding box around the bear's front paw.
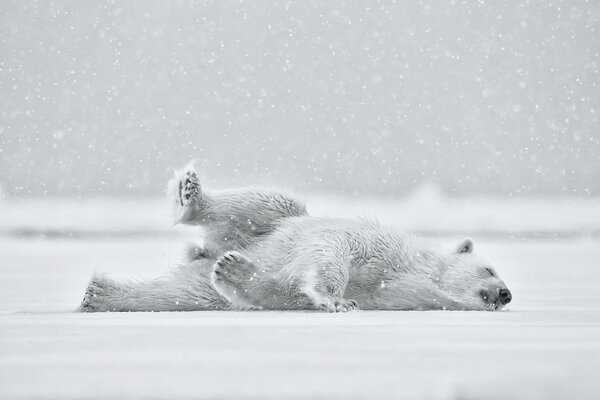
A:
[334,299,359,312]
[213,251,258,289]
[212,251,262,308]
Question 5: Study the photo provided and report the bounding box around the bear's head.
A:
[440,238,512,311]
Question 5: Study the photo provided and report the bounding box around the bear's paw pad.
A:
[177,170,201,207]
[213,251,258,286]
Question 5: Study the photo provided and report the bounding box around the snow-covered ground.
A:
[1,197,599,399]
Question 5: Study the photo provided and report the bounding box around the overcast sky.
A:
[1,0,598,197]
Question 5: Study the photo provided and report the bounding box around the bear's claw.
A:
[218,251,245,265]
[314,298,359,313]
[212,251,263,308]
[335,299,359,312]
[213,251,257,286]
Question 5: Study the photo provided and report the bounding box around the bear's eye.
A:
[484,267,495,277]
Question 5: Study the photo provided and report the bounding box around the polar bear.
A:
[78,165,512,312]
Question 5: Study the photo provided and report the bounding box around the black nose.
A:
[499,288,512,305]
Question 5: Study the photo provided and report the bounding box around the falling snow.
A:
[0,1,599,399]
[0,1,598,197]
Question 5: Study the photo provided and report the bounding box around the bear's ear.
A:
[456,238,474,254]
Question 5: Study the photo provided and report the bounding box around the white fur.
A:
[79,166,511,313]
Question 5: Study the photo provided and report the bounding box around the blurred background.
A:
[1,0,599,238]
[0,0,598,200]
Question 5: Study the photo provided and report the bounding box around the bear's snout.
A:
[499,288,512,305]
[480,287,512,309]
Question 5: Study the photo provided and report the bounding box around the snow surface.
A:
[1,199,600,399]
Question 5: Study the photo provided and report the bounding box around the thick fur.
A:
[78,258,229,312]
[79,165,512,312]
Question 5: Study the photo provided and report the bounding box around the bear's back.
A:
[246,215,417,272]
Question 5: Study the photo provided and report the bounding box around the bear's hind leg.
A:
[168,164,308,252]
[78,259,229,312]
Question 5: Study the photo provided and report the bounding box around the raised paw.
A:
[178,170,200,207]
[169,165,206,225]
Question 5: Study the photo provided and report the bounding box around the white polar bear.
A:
[79,165,512,312]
